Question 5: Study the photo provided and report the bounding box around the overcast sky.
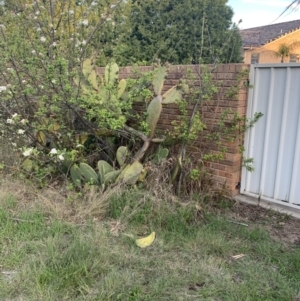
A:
[228,0,300,29]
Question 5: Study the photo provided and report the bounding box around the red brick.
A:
[211,163,227,171]
[96,63,250,196]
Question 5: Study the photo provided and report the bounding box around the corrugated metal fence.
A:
[241,64,300,207]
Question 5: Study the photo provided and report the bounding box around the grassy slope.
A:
[0,190,299,301]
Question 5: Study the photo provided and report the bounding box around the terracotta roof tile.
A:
[240,19,300,47]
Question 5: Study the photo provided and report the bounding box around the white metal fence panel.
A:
[241,64,300,207]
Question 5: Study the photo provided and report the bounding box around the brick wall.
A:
[96,64,250,195]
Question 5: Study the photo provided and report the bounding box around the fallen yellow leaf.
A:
[135,232,156,248]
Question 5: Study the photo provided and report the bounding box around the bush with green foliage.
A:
[0,1,187,188]
[98,0,243,66]
[0,0,260,197]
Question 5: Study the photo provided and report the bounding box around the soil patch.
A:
[227,200,300,246]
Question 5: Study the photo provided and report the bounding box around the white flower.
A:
[75,40,87,47]
[39,85,44,89]
[91,1,97,6]
[22,80,26,83]
[32,50,36,54]
[0,86,7,92]
[51,79,56,84]
[40,36,46,42]
[36,27,42,31]
[21,119,27,124]
[17,129,25,134]
[49,148,57,155]
[6,119,14,124]
[51,42,57,47]
[11,142,17,147]
[23,148,33,157]
[35,11,40,15]
[69,10,74,15]
[58,154,64,161]
[80,19,88,26]
[12,113,18,118]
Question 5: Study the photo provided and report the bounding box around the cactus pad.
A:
[104,170,122,186]
[116,146,128,167]
[162,86,182,104]
[117,161,143,184]
[146,96,162,138]
[117,79,127,99]
[79,163,99,185]
[70,164,82,187]
[153,148,169,164]
[83,59,98,90]
[152,66,167,95]
[97,160,114,184]
[105,62,119,86]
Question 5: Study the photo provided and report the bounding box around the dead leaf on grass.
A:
[231,254,246,260]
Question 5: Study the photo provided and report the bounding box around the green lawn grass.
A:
[0,189,299,301]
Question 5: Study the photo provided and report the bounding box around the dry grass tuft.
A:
[0,177,38,208]
[144,156,230,205]
[144,158,178,203]
[0,177,123,224]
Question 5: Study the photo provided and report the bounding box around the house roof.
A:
[240,19,300,47]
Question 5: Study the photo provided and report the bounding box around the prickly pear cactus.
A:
[104,170,122,186]
[79,163,99,185]
[105,62,119,86]
[162,86,182,104]
[70,164,82,187]
[144,64,185,140]
[97,160,114,184]
[116,146,128,167]
[117,161,143,184]
[82,58,98,90]
[146,96,162,138]
[117,79,127,99]
[153,147,169,164]
[152,66,167,95]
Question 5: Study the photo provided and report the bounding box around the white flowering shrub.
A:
[0,0,132,181]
